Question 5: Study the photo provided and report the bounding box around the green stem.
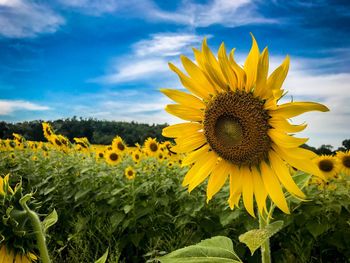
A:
[20,194,51,263]
[259,212,271,263]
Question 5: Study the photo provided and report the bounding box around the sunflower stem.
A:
[259,212,271,263]
[20,194,51,263]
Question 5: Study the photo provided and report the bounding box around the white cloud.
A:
[93,58,169,84]
[58,0,118,15]
[0,0,64,38]
[0,99,50,115]
[134,33,203,57]
[92,33,204,84]
[58,0,274,28]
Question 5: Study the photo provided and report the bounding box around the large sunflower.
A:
[161,35,329,216]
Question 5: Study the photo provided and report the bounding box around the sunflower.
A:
[42,122,54,140]
[161,35,329,216]
[125,166,136,180]
[0,245,37,263]
[112,136,127,153]
[95,149,105,160]
[336,150,350,175]
[131,150,142,163]
[144,138,159,156]
[313,155,340,179]
[105,150,121,165]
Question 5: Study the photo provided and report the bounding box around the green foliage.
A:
[0,118,168,145]
[1,151,350,262]
[239,221,284,255]
[157,236,242,263]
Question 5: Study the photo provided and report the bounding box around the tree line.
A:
[0,117,167,146]
[0,117,349,153]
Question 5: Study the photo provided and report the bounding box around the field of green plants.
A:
[1,128,350,263]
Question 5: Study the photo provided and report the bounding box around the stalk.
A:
[259,212,271,263]
[20,194,51,263]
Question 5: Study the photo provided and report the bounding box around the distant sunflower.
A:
[112,136,127,153]
[313,155,340,179]
[105,150,121,165]
[125,166,136,180]
[161,35,329,216]
[336,150,350,175]
[144,138,159,156]
[132,150,142,163]
[96,149,105,160]
[42,122,54,140]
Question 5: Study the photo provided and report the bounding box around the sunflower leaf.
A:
[239,220,284,255]
[94,248,109,263]
[293,171,312,190]
[157,236,242,263]
[42,209,58,233]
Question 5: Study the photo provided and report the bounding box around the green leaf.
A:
[94,248,109,263]
[158,236,242,263]
[293,171,312,190]
[42,209,58,232]
[239,220,284,255]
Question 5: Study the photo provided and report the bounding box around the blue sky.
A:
[0,0,349,147]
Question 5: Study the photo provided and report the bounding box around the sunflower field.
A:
[1,122,350,263]
[1,36,350,263]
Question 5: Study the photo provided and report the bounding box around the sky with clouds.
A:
[0,0,349,147]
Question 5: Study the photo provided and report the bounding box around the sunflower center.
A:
[99,153,104,158]
[55,139,62,146]
[150,143,158,152]
[342,156,350,168]
[127,170,133,176]
[215,116,243,147]
[318,159,333,172]
[117,142,125,151]
[110,153,119,161]
[204,91,271,166]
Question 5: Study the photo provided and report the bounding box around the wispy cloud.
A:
[58,0,119,15]
[58,0,275,28]
[91,33,204,84]
[145,0,276,27]
[0,0,64,38]
[0,99,50,115]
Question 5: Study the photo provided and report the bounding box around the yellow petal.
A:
[242,167,255,217]
[162,122,203,138]
[244,33,260,92]
[271,102,329,118]
[229,49,246,90]
[161,89,205,109]
[202,39,227,90]
[173,132,207,153]
[269,117,307,133]
[168,62,209,99]
[206,159,230,202]
[228,164,242,209]
[269,150,305,198]
[182,154,209,186]
[272,144,324,179]
[267,55,290,99]
[180,55,216,96]
[218,43,238,91]
[251,166,268,215]
[268,129,308,148]
[182,144,210,166]
[165,104,203,121]
[254,47,271,99]
[260,161,290,214]
[188,151,218,192]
